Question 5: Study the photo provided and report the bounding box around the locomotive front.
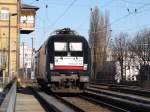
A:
[47,28,90,91]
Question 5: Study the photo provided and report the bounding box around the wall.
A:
[0,0,20,78]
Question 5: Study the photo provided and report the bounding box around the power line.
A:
[136,7,150,15]
[49,0,77,28]
[77,0,114,33]
[137,2,150,10]
[101,0,115,8]
[105,1,150,29]
[35,0,150,34]
[44,1,89,7]
[36,0,78,38]
[88,1,150,35]
[36,0,137,34]
[29,0,39,5]
[118,0,146,5]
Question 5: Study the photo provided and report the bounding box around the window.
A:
[0,9,9,20]
[54,42,67,51]
[20,16,26,23]
[21,15,34,23]
[69,42,82,51]
[27,16,34,23]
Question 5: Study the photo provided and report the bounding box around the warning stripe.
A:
[54,66,84,70]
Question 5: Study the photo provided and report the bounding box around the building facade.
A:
[19,43,33,79]
[0,0,38,81]
[0,0,20,79]
[20,44,32,69]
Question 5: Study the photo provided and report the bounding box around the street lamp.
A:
[8,13,17,82]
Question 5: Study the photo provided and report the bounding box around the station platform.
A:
[15,87,46,112]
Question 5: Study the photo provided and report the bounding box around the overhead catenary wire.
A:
[111,1,150,25]
[118,0,146,5]
[35,0,150,34]
[77,0,150,32]
[49,0,77,28]
[37,0,78,38]
[101,0,115,8]
[21,0,78,50]
[90,1,150,33]
[35,0,116,34]
[29,0,39,5]
[77,0,114,30]
[35,2,150,35]
[43,1,89,7]
[29,0,150,50]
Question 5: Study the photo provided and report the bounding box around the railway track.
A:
[90,82,143,90]
[55,95,114,112]
[31,86,127,112]
[84,86,150,112]
[90,82,150,97]
[31,87,79,112]
[30,84,150,112]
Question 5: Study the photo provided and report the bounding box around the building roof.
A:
[21,4,39,11]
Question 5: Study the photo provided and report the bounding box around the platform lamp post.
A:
[8,13,17,82]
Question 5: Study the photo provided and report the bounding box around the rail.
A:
[84,87,150,111]
[0,80,16,112]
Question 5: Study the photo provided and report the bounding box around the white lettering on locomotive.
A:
[54,57,83,66]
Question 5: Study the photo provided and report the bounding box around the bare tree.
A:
[129,29,150,81]
[111,32,129,81]
[89,7,110,80]
[130,29,150,66]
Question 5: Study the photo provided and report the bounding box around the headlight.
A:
[17,78,21,82]
[50,63,54,70]
[83,64,88,70]
[80,76,89,82]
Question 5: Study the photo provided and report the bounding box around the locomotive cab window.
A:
[69,42,83,56]
[54,42,67,51]
[54,42,67,56]
[69,42,82,51]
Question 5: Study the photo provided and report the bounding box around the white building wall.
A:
[115,56,140,81]
[20,44,32,69]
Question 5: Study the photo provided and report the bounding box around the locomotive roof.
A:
[46,34,88,45]
[47,28,87,43]
[38,28,88,50]
[38,34,88,51]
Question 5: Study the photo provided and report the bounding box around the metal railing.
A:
[0,77,11,93]
[0,80,16,112]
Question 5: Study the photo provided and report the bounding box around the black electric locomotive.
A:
[35,28,90,93]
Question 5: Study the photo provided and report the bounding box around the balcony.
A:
[20,4,39,34]
[20,22,35,34]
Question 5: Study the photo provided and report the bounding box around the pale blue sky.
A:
[21,0,150,49]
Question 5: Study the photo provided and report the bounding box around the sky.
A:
[21,0,150,49]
